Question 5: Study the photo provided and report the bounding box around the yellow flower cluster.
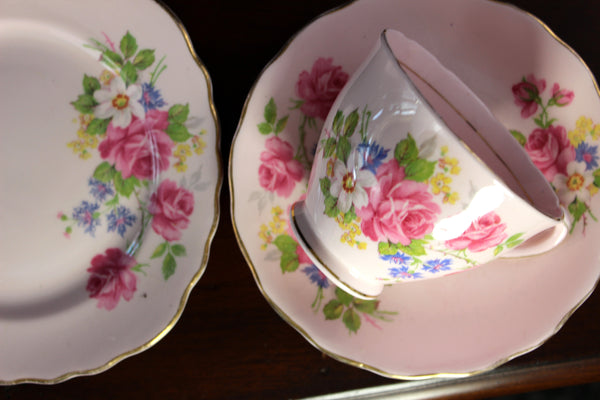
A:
[259,206,287,250]
[336,213,367,250]
[67,114,101,160]
[173,132,207,172]
[432,146,461,204]
[569,116,600,147]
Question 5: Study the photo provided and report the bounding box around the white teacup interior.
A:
[383,29,563,220]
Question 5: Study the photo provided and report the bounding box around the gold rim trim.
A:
[1,0,223,385]
[229,0,600,380]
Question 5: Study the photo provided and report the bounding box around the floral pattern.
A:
[58,31,206,310]
[511,74,599,233]
[253,58,397,333]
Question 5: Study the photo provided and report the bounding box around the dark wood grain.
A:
[3,1,600,399]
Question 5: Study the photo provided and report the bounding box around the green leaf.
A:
[105,195,119,207]
[343,109,359,137]
[332,111,344,135]
[71,94,98,114]
[60,214,68,221]
[280,251,299,273]
[319,177,331,195]
[86,118,110,135]
[323,137,337,158]
[151,242,168,259]
[120,31,138,59]
[167,123,192,142]
[533,115,545,129]
[323,299,344,320]
[568,199,587,224]
[343,206,357,224]
[113,172,137,198]
[65,226,73,234]
[354,299,377,314]
[83,74,101,95]
[92,212,101,220]
[336,136,351,163]
[133,49,155,70]
[593,168,600,187]
[506,239,524,249]
[342,308,361,333]
[275,115,289,134]
[394,134,419,166]
[264,98,277,125]
[335,287,354,306]
[103,50,123,66]
[257,122,272,135]
[273,234,298,254]
[93,162,115,183]
[398,239,427,256]
[168,104,190,124]
[404,159,436,182]
[493,245,504,256]
[121,61,138,85]
[378,242,398,256]
[509,129,527,146]
[162,252,177,280]
[171,244,187,257]
[506,233,524,244]
[324,195,339,218]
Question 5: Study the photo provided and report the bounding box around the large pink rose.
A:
[445,212,508,252]
[99,109,174,180]
[524,124,575,181]
[86,248,137,310]
[258,136,304,197]
[148,179,194,242]
[356,160,441,245]
[296,57,349,120]
[512,74,546,118]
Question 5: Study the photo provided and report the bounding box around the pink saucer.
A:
[230,0,600,378]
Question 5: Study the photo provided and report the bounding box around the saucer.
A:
[230,0,600,378]
[0,0,221,383]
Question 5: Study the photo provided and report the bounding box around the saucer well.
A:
[0,0,221,383]
[229,0,600,378]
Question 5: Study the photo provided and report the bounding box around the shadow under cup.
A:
[291,29,565,299]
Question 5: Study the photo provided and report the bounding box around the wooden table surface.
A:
[3,0,600,399]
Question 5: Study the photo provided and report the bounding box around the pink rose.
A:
[512,74,546,118]
[445,212,508,252]
[148,179,194,242]
[258,136,304,197]
[525,124,575,181]
[86,248,137,310]
[296,57,349,120]
[356,160,441,245]
[551,83,574,106]
[99,109,174,180]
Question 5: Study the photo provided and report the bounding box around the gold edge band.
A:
[1,0,224,385]
[290,204,378,300]
[228,0,600,380]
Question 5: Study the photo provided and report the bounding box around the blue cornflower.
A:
[380,251,411,265]
[422,258,452,274]
[357,141,390,174]
[107,206,137,237]
[575,142,599,171]
[388,265,423,280]
[302,265,330,289]
[139,82,166,112]
[88,178,115,202]
[72,201,101,236]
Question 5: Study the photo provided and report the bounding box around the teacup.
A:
[290,29,569,299]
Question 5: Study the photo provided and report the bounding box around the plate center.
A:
[0,21,153,310]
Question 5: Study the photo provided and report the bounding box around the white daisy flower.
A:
[94,76,145,128]
[553,161,593,205]
[329,158,376,213]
